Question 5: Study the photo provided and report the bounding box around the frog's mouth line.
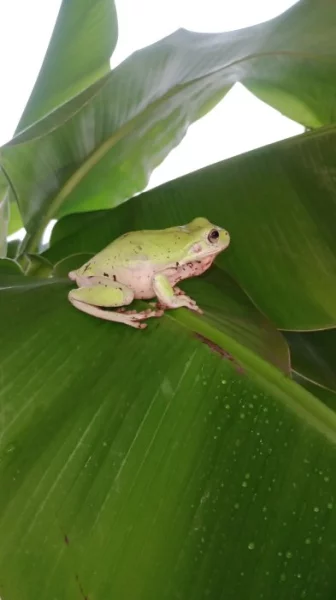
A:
[182,245,228,264]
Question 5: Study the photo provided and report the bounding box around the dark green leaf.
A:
[24,254,54,278]
[6,239,21,260]
[285,330,336,393]
[0,258,23,275]
[293,372,336,412]
[52,253,94,277]
[0,273,335,600]
[179,269,290,374]
[0,187,9,257]
[0,170,23,240]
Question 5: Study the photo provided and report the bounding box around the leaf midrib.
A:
[2,269,336,440]
[170,308,336,442]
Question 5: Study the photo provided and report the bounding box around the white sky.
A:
[0,0,303,239]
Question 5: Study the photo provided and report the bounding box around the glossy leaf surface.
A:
[0,272,336,600]
[16,0,118,132]
[3,0,336,247]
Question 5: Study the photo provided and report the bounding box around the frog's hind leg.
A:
[70,298,161,329]
[68,279,162,329]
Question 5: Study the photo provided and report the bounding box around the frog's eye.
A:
[208,229,219,243]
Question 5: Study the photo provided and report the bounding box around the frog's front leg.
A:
[152,274,203,314]
[68,277,163,329]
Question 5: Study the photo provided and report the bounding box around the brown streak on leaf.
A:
[75,574,89,600]
[194,332,245,374]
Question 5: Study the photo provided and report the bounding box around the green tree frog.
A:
[68,217,230,329]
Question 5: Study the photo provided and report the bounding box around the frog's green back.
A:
[76,217,225,276]
[97,226,198,265]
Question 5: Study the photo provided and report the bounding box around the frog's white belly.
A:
[113,256,215,300]
[113,264,157,299]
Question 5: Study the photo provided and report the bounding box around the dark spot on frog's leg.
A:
[83,263,91,273]
[103,272,108,277]
[113,275,117,281]
[176,262,179,267]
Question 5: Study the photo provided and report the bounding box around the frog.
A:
[68,217,230,329]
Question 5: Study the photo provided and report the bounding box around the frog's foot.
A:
[69,282,163,329]
[153,274,203,314]
[151,295,203,314]
[172,294,203,314]
[123,308,164,328]
[112,307,163,329]
[173,286,184,296]
[173,287,203,313]
[116,307,163,318]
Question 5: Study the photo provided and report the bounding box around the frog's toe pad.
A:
[135,308,164,319]
[185,298,203,314]
[192,305,203,314]
[174,286,184,296]
[118,307,163,327]
[176,294,203,314]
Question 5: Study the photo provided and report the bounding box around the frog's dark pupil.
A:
[209,229,219,241]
